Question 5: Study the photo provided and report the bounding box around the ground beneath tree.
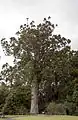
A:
[0,115,78,120]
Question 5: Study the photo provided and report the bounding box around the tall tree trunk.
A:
[30,76,39,114]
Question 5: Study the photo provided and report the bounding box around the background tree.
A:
[0,82,9,112]
[64,51,78,115]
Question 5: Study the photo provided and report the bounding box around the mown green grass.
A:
[0,115,78,120]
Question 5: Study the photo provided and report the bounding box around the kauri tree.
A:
[1,17,71,114]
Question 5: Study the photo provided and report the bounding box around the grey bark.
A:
[30,76,39,114]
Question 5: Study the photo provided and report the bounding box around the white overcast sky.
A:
[0,0,78,69]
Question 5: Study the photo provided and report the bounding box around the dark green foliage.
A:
[3,86,31,115]
[45,102,66,115]
[64,102,78,115]
[0,83,9,112]
[65,51,78,115]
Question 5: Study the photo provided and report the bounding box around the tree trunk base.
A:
[30,77,39,114]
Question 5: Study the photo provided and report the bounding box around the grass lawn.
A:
[0,115,78,120]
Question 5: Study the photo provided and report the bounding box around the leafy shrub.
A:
[0,84,9,113]
[74,106,78,116]
[45,102,66,115]
[2,86,31,114]
[64,102,78,115]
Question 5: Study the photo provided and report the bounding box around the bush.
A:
[45,102,66,115]
[74,106,78,116]
[0,84,9,112]
[64,102,78,115]
[14,105,28,115]
[2,86,31,114]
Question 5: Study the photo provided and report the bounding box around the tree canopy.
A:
[0,17,78,115]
